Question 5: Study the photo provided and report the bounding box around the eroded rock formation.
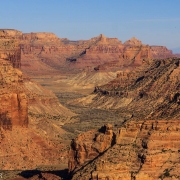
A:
[68,56,180,179]
[69,58,180,120]
[0,29,22,68]
[70,121,180,180]
[150,46,173,59]
[19,33,174,76]
[0,30,75,170]
[68,124,115,173]
[0,29,28,129]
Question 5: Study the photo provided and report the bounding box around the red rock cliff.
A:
[0,59,28,129]
[70,120,180,180]
[0,29,28,129]
[0,29,22,68]
[19,33,175,75]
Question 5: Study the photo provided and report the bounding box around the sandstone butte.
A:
[0,29,75,171]
[68,57,180,179]
[19,33,175,77]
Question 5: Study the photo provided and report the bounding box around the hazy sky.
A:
[1,0,180,51]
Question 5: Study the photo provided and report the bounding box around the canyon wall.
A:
[0,29,22,68]
[0,29,75,170]
[70,120,180,180]
[150,46,173,59]
[69,57,180,120]
[68,57,180,179]
[19,33,175,76]
[0,29,28,129]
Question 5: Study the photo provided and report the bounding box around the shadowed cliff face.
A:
[0,29,28,129]
[68,124,115,173]
[0,59,76,170]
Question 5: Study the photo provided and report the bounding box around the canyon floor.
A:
[3,76,124,180]
[38,77,124,135]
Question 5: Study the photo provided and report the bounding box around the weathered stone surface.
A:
[0,59,75,170]
[21,32,61,41]
[0,30,75,170]
[70,58,180,120]
[68,57,180,179]
[124,37,143,46]
[0,29,22,68]
[70,120,180,180]
[19,33,175,76]
[0,60,28,129]
[68,124,115,173]
[150,46,173,59]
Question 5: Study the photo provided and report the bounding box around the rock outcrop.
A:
[69,57,180,120]
[19,33,174,77]
[0,29,22,68]
[0,30,75,170]
[70,120,180,180]
[124,37,143,46]
[68,124,115,173]
[150,46,173,59]
[64,35,173,70]
[20,32,94,75]
[21,32,61,42]
[68,57,180,179]
[0,29,28,129]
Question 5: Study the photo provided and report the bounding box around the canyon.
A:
[68,57,180,180]
[69,57,180,119]
[0,29,76,176]
[19,32,175,93]
[0,29,179,180]
[20,33,174,77]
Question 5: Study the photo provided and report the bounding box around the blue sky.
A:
[1,0,180,51]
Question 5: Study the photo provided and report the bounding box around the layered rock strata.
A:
[150,46,173,59]
[0,29,75,170]
[68,124,115,173]
[0,29,28,129]
[0,29,22,68]
[69,58,180,120]
[19,33,174,76]
[70,121,180,180]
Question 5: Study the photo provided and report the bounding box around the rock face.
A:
[21,32,61,41]
[0,29,75,170]
[68,124,115,173]
[70,35,152,70]
[124,37,143,46]
[20,32,93,75]
[150,46,173,59]
[68,57,180,179]
[0,29,22,68]
[69,57,180,120]
[70,121,180,180]
[0,29,28,129]
[19,33,174,76]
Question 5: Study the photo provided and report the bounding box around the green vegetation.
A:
[56,92,124,137]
